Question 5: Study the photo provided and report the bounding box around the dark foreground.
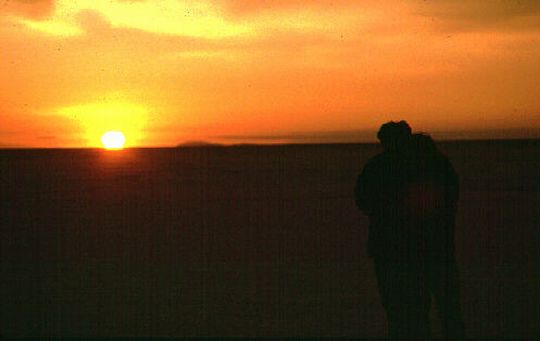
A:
[1,140,539,337]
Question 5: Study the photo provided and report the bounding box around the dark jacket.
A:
[355,150,459,262]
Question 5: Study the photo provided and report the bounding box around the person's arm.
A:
[355,163,376,216]
[445,158,460,209]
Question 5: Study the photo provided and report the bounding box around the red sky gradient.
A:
[1,0,539,147]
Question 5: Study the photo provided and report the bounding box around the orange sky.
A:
[1,0,539,147]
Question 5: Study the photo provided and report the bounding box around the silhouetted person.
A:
[355,123,464,340]
[403,133,465,340]
[355,121,412,260]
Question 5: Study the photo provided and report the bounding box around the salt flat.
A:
[1,140,539,337]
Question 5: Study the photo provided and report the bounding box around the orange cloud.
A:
[1,0,55,20]
[222,0,362,16]
[5,0,253,38]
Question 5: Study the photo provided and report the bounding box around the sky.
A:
[1,0,539,147]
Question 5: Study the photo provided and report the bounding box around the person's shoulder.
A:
[365,152,388,168]
[431,151,458,177]
[361,152,397,177]
[434,151,454,167]
[372,151,391,162]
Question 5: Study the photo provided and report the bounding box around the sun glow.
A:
[101,131,126,150]
[58,101,147,148]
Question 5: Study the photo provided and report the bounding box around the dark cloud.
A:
[1,0,55,20]
[215,127,540,144]
[432,127,540,141]
[215,129,378,144]
[416,0,540,31]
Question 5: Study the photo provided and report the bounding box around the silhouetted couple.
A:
[355,121,465,340]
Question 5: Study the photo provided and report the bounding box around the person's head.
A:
[377,120,412,151]
[410,133,437,154]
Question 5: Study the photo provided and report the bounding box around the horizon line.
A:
[1,136,539,150]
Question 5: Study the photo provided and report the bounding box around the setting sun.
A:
[57,101,147,148]
[101,131,126,150]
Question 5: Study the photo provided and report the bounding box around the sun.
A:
[101,131,126,150]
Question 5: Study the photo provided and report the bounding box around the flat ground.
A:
[1,140,539,337]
